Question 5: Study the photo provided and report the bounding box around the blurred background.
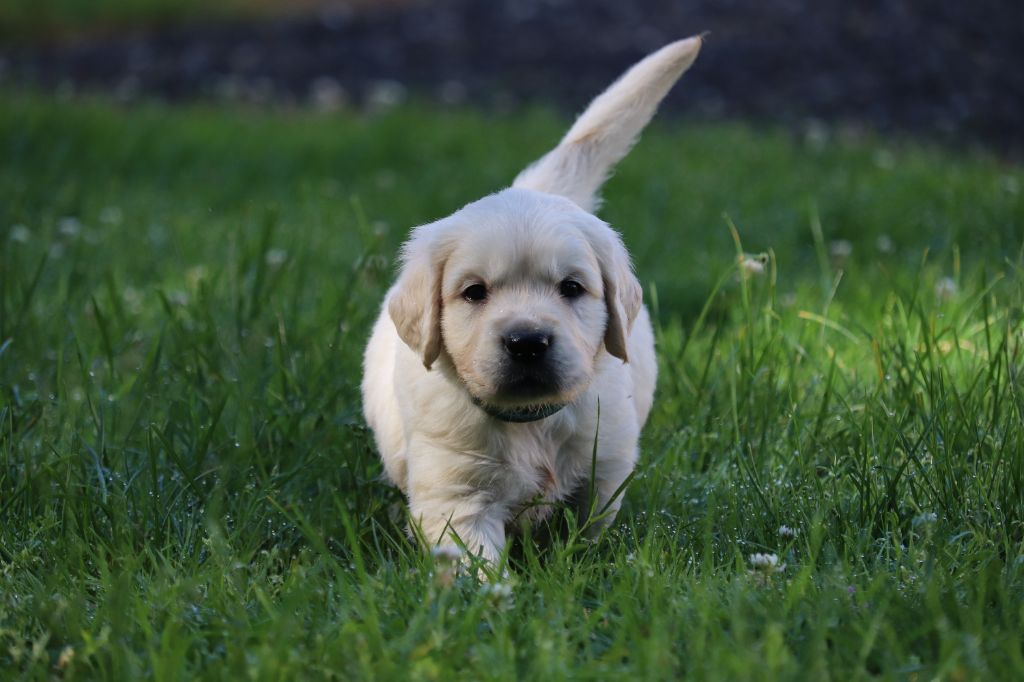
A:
[3,0,1022,154]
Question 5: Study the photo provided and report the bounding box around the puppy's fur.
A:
[362,37,702,561]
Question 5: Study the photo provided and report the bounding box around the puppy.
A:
[362,37,702,561]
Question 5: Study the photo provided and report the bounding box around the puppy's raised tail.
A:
[513,35,703,214]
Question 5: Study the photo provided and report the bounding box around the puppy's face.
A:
[440,201,607,408]
[388,188,642,412]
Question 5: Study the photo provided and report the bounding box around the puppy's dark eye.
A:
[462,284,488,303]
[559,280,585,299]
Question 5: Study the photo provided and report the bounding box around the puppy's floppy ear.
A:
[387,222,451,369]
[513,36,702,213]
[582,221,643,363]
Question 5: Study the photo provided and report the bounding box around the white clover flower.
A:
[912,512,938,527]
[480,580,515,609]
[57,645,75,670]
[1001,175,1019,195]
[829,239,853,267]
[935,277,957,302]
[265,249,287,267]
[481,581,512,598]
[778,525,799,539]
[99,206,123,225]
[739,253,766,276]
[375,169,397,190]
[431,544,465,589]
[58,216,82,238]
[366,79,407,112]
[186,265,208,289]
[122,287,144,315]
[748,552,786,574]
[309,76,347,112]
[431,545,465,564]
[803,119,829,149]
[9,224,30,243]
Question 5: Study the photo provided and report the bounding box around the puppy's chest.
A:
[491,424,586,508]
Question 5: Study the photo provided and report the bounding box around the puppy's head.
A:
[388,189,641,411]
[387,36,701,414]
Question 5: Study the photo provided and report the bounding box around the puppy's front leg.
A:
[583,448,638,539]
[406,438,507,561]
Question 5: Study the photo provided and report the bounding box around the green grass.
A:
[1,93,1023,680]
[0,0,398,42]
[0,0,305,41]
[1,0,222,40]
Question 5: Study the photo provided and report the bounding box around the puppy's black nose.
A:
[503,330,551,362]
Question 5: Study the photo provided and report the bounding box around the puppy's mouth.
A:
[496,368,562,400]
[492,353,597,403]
[470,395,567,423]
[469,368,568,423]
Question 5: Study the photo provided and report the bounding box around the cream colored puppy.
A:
[362,36,702,561]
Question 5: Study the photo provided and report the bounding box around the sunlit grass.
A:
[1,93,1023,679]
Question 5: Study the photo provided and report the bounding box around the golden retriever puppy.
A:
[362,36,703,561]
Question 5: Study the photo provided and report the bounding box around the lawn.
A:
[1,93,1023,679]
[0,0,347,41]
[0,0,407,41]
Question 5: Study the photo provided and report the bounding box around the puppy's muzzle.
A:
[497,328,561,400]
[502,329,552,363]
